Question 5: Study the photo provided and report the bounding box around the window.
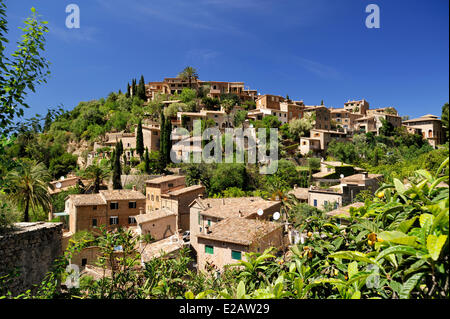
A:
[92,219,97,227]
[324,201,328,206]
[231,250,242,260]
[207,219,211,226]
[198,213,202,225]
[153,131,158,135]
[110,216,119,225]
[205,245,214,254]
[313,199,317,207]
[156,196,159,202]
[110,202,119,210]
[93,205,97,210]
[129,201,137,209]
[81,258,87,266]
[128,216,136,224]
[151,194,154,201]
[168,183,173,187]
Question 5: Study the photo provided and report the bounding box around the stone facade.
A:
[0,222,63,296]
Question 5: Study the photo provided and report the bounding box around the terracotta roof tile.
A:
[197,217,282,245]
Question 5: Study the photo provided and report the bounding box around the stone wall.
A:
[0,222,63,296]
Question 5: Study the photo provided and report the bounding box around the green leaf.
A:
[184,291,194,299]
[375,245,419,262]
[397,217,418,234]
[236,280,246,299]
[348,261,358,280]
[351,290,361,299]
[328,251,384,272]
[426,234,448,261]
[393,178,407,195]
[399,273,424,299]
[378,231,420,248]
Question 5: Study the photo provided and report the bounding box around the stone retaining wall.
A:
[0,222,63,296]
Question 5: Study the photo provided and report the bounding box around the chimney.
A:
[198,193,204,199]
[132,185,137,191]
[363,172,368,180]
[238,210,243,218]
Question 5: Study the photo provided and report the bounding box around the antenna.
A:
[257,209,263,216]
[273,212,280,221]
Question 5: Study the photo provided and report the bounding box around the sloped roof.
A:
[197,217,282,246]
[134,208,177,224]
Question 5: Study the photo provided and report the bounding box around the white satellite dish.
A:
[340,174,344,179]
[249,124,254,128]
[257,209,263,216]
[55,182,62,189]
[273,212,280,221]
[60,176,65,180]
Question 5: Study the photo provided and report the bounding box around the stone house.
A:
[65,189,146,233]
[196,217,284,272]
[145,175,186,212]
[135,208,178,241]
[402,114,445,148]
[188,196,281,253]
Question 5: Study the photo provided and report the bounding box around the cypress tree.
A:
[165,117,172,164]
[126,83,130,98]
[136,119,144,158]
[118,140,124,156]
[131,79,137,97]
[144,147,150,174]
[113,142,123,189]
[158,112,167,172]
[137,75,146,100]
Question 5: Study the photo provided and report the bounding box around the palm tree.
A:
[6,160,51,222]
[178,66,199,89]
[82,162,111,193]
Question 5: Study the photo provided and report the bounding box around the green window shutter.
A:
[231,250,241,260]
[205,245,214,254]
[208,219,211,226]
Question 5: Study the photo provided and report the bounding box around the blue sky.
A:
[4,0,449,120]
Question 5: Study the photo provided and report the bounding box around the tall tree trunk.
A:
[24,198,30,222]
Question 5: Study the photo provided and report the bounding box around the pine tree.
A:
[113,142,123,189]
[118,140,124,156]
[158,112,167,172]
[136,119,144,158]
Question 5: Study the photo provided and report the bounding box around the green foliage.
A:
[289,118,313,140]
[0,3,50,131]
[442,102,449,142]
[49,153,77,179]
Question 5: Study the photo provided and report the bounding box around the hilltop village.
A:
[1,70,448,296]
[47,72,446,275]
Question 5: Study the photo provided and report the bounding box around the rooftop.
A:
[135,208,177,224]
[165,184,205,197]
[68,193,105,206]
[341,173,383,184]
[145,175,185,185]
[403,114,440,123]
[99,189,146,201]
[199,197,280,219]
[197,217,282,246]
[68,189,145,206]
[326,202,365,218]
[288,187,308,200]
